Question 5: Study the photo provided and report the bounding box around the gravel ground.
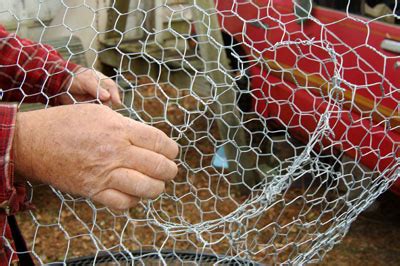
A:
[322,192,400,266]
[16,184,400,265]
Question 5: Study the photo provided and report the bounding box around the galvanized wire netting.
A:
[1,0,399,264]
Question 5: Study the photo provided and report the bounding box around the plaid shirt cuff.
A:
[0,104,28,216]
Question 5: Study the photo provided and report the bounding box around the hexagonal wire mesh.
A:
[1,0,399,264]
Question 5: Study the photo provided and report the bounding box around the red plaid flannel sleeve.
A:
[0,104,29,265]
[0,26,79,105]
[0,104,28,215]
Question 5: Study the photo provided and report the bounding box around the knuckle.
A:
[152,130,166,153]
[152,156,178,180]
[96,143,114,155]
[107,116,126,133]
[152,154,166,178]
[122,117,138,132]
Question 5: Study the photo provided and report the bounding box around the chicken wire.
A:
[1,0,399,264]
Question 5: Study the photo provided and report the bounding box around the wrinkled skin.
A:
[14,104,179,210]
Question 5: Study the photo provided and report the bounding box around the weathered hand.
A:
[58,67,122,107]
[14,104,179,210]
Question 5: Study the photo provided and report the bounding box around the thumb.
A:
[99,88,111,101]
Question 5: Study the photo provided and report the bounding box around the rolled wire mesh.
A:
[1,0,399,264]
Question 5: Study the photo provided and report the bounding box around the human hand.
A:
[58,68,122,107]
[14,104,179,210]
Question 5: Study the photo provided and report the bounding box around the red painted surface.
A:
[215,0,400,194]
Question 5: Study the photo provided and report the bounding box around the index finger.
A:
[125,118,179,159]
